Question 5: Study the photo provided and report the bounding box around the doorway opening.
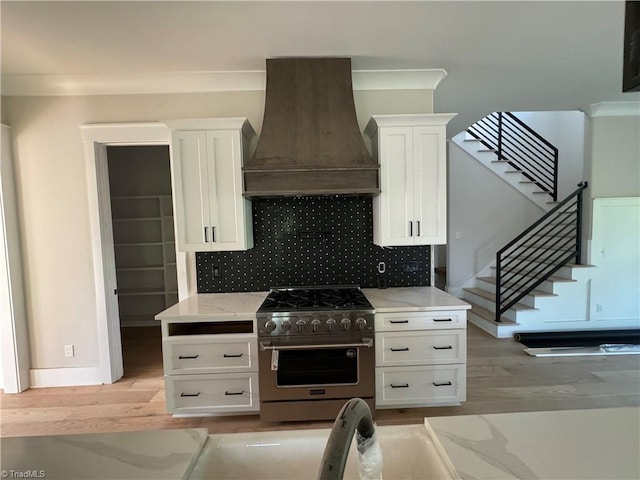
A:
[106,145,176,378]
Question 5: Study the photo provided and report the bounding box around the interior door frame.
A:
[81,122,190,383]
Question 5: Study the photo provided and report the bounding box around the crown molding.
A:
[583,101,640,117]
[0,69,447,97]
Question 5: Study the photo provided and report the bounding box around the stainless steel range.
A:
[257,285,375,422]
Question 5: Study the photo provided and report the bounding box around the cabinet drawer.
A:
[375,310,466,332]
[375,364,466,408]
[165,372,259,414]
[163,335,257,374]
[376,330,465,366]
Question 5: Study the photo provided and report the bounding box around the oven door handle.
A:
[259,338,374,351]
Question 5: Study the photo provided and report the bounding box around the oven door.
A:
[258,336,375,402]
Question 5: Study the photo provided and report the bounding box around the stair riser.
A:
[493,263,589,282]
[468,311,518,338]
[463,290,496,312]
[479,276,551,295]
[485,273,574,295]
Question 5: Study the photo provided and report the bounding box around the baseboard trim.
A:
[29,367,105,388]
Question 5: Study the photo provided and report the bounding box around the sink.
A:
[188,423,459,479]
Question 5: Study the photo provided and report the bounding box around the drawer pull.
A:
[180,392,201,397]
[433,345,453,350]
[390,383,410,389]
[389,320,409,324]
[433,318,453,322]
[225,390,244,396]
[223,353,243,358]
[178,354,199,359]
[390,347,410,352]
[433,381,453,387]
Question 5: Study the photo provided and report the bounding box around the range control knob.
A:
[355,317,367,330]
[326,318,336,332]
[265,320,277,334]
[281,320,292,333]
[311,318,322,333]
[341,317,351,331]
[296,319,307,333]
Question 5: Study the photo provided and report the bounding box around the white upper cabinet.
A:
[168,118,255,252]
[365,114,456,246]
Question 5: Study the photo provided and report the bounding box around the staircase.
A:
[454,112,560,211]
[451,113,592,338]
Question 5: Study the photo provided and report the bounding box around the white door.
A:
[376,127,415,246]
[591,197,640,322]
[413,125,447,245]
[172,131,211,251]
[206,130,245,250]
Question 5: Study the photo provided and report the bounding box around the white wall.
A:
[447,141,543,294]
[583,110,640,248]
[2,89,433,378]
[512,111,585,199]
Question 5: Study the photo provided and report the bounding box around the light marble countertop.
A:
[155,287,469,322]
[362,286,471,312]
[155,291,268,321]
[426,407,640,479]
[0,428,209,480]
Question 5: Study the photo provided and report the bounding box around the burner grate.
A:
[258,286,373,312]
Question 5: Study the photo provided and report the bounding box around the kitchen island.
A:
[3,407,637,479]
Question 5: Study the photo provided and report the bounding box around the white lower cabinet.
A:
[375,310,467,408]
[376,365,466,407]
[165,372,259,415]
[161,321,259,415]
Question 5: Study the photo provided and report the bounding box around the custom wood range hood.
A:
[243,58,380,197]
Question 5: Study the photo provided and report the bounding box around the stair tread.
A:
[467,302,518,325]
[488,267,576,282]
[463,287,537,311]
[476,277,558,297]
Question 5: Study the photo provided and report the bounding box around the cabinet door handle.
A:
[433,318,453,322]
[433,381,453,387]
[409,221,413,237]
[204,227,209,243]
[180,392,200,397]
[433,345,453,350]
[390,383,409,389]
[211,226,216,242]
[390,347,410,352]
[225,390,244,396]
[178,354,199,359]
[389,320,409,324]
[223,353,243,358]
[416,221,421,236]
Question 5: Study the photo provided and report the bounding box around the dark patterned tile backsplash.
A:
[196,196,431,292]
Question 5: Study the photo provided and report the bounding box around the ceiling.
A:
[2,1,638,134]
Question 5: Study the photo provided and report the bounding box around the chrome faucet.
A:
[317,398,378,480]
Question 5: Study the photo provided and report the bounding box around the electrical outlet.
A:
[596,304,603,313]
[212,266,221,278]
[64,344,75,358]
[401,261,420,273]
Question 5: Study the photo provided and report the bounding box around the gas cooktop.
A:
[257,285,373,313]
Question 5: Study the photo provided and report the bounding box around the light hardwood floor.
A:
[1,324,638,438]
